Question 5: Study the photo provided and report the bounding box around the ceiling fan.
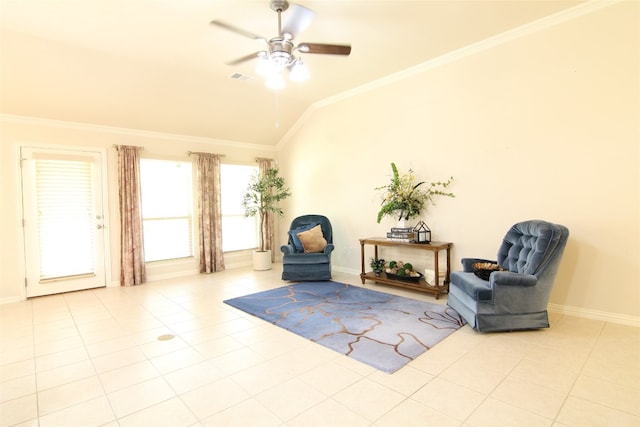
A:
[210,0,351,88]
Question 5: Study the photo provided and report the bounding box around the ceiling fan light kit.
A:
[211,0,351,90]
[265,74,286,90]
[289,58,310,82]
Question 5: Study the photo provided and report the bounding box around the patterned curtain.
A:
[195,153,225,273]
[257,158,276,262]
[116,145,146,286]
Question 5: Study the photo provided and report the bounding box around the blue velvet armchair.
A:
[281,214,334,281]
[447,220,569,332]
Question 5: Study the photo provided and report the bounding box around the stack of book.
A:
[386,226,415,242]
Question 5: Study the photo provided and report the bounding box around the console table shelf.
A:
[359,237,453,299]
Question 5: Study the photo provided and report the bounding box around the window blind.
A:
[35,159,96,280]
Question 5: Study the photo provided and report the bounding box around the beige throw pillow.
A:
[297,225,327,253]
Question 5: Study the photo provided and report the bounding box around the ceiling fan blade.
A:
[281,4,315,39]
[226,52,262,66]
[210,20,265,41]
[297,43,351,56]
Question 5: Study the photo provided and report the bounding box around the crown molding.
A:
[0,114,276,152]
[277,0,622,150]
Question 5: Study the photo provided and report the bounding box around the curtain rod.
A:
[188,151,225,157]
[112,144,144,150]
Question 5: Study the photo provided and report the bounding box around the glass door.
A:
[21,146,109,297]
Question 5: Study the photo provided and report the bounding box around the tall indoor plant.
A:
[242,167,291,270]
[376,162,454,225]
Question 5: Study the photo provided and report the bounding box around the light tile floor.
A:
[1,266,638,427]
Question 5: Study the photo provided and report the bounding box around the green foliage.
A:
[242,168,291,251]
[386,260,419,277]
[370,258,386,271]
[375,163,455,223]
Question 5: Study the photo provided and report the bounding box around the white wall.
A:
[277,1,639,323]
[0,117,277,303]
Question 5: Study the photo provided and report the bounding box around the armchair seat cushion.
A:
[282,251,332,265]
[450,271,493,301]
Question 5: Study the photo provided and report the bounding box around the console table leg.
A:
[360,241,366,284]
[434,251,441,299]
[445,247,451,285]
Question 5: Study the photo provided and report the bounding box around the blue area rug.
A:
[223,281,464,373]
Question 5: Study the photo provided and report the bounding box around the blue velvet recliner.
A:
[447,220,569,332]
[281,214,334,281]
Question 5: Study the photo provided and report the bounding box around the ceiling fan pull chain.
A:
[275,91,280,128]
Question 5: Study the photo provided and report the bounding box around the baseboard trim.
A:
[333,266,361,277]
[335,267,639,327]
[547,303,639,327]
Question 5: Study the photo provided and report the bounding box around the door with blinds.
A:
[21,146,109,297]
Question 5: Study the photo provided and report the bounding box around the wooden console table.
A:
[359,237,453,299]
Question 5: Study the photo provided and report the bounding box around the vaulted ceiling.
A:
[0,0,584,146]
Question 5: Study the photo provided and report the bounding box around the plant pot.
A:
[252,250,272,271]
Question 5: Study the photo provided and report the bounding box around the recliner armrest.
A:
[490,271,537,287]
[324,243,335,254]
[281,244,296,255]
[461,257,497,272]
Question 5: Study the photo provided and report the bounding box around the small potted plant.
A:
[242,167,291,270]
[370,258,386,276]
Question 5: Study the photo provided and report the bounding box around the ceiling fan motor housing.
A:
[269,37,295,68]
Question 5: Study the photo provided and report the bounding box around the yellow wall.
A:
[0,118,276,302]
[278,1,639,321]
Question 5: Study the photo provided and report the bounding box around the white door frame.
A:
[18,143,112,299]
